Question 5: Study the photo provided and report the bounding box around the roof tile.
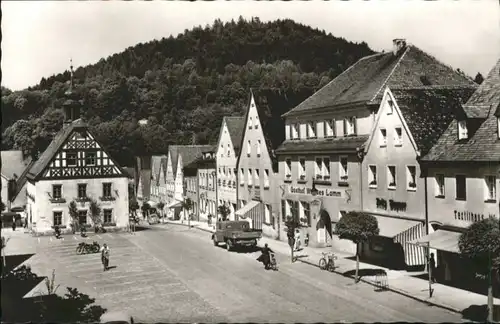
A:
[462,58,500,118]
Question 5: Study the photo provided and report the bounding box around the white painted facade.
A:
[216,120,239,220]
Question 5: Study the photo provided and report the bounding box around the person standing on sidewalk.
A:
[100,243,110,271]
[429,253,437,283]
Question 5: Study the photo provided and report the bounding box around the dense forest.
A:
[1,17,375,167]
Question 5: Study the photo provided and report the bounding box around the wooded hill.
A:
[1,17,374,167]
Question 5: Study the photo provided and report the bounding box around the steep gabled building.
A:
[361,85,476,268]
[149,155,167,210]
[26,69,129,233]
[275,39,477,251]
[1,151,33,217]
[136,156,151,207]
[215,116,245,220]
[235,91,281,238]
[415,59,500,284]
[165,145,212,220]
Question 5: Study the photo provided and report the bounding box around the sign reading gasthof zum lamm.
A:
[289,186,343,198]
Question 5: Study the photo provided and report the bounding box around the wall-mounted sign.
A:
[289,186,343,198]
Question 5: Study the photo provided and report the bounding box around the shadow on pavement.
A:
[461,304,500,322]
[1,254,106,323]
[412,273,500,298]
[342,268,387,278]
[345,255,406,271]
[214,245,261,254]
[106,265,117,271]
[0,253,35,274]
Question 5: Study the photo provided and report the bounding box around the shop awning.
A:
[282,193,316,202]
[147,200,158,208]
[371,215,423,238]
[167,201,182,209]
[235,200,260,218]
[409,230,461,253]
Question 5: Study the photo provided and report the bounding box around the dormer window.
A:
[458,120,468,140]
[345,117,356,136]
[307,122,316,138]
[325,120,335,138]
[291,124,299,140]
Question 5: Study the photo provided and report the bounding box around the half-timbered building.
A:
[26,69,129,234]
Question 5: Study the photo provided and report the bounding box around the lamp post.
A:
[310,177,319,197]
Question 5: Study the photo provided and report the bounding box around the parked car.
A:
[148,214,160,225]
[211,220,262,251]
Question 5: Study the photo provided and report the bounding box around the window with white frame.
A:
[307,122,316,138]
[291,124,298,140]
[285,158,292,178]
[296,123,301,139]
[300,201,310,227]
[387,98,394,114]
[286,124,291,140]
[380,128,387,147]
[345,117,356,136]
[325,120,335,138]
[323,158,331,180]
[458,120,468,140]
[257,140,261,156]
[248,169,253,186]
[247,140,251,156]
[387,166,396,189]
[249,117,253,129]
[264,204,271,224]
[240,168,245,185]
[315,158,323,180]
[298,158,306,180]
[407,166,417,190]
[254,169,260,188]
[485,176,497,201]
[264,169,270,188]
[368,165,377,188]
[339,157,348,181]
[456,175,467,200]
[394,127,403,146]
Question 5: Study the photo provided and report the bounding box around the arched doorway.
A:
[316,208,332,245]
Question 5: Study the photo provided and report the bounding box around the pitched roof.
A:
[1,151,30,180]
[224,117,245,153]
[422,61,500,162]
[151,155,167,184]
[168,145,213,175]
[284,43,476,117]
[275,136,369,154]
[389,86,477,155]
[26,119,126,180]
[462,58,500,118]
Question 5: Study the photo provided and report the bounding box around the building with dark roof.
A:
[1,151,33,215]
[25,64,130,234]
[234,91,283,238]
[215,116,246,220]
[275,39,477,251]
[165,145,212,220]
[361,85,476,268]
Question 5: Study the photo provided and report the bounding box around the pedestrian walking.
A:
[429,253,437,283]
[294,229,301,251]
[100,243,110,271]
[11,215,16,231]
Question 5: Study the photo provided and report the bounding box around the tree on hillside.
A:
[474,72,484,85]
[336,212,380,283]
[459,217,500,322]
[217,205,231,222]
[284,215,301,263]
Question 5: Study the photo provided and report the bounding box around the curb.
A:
[170,221,470,317]
[296,258,462,315]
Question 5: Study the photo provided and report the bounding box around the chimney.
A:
[393,39,407,55]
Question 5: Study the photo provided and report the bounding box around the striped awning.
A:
[371,215,423,238]
[235,200,260,218]
[409,230,461,254]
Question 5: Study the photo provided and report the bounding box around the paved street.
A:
[13,227,466,323]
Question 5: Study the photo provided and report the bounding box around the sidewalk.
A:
[165,219,499,319]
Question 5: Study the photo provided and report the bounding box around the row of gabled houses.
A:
[1,39,498,288]
[136,39,500,287]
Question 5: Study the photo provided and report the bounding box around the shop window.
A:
[300,201,310,227]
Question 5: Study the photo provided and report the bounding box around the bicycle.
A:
[319,252,337,272]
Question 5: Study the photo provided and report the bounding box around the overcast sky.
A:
[2,1,499,91]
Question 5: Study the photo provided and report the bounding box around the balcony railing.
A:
[50,197,66,203]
